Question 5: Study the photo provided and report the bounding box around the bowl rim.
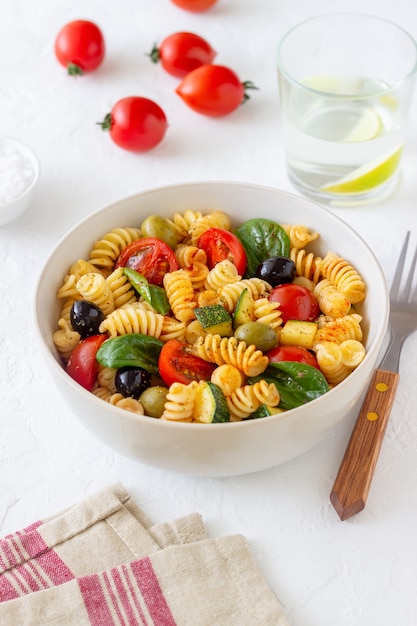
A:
[0,134,40,204]
[33,180,390,431]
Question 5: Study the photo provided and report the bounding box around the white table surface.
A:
[2,1,417,624]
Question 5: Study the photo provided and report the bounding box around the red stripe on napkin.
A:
[131,558,177,626]
[0,528,74,601]
[79,558,177,626]
[79,573,116,625]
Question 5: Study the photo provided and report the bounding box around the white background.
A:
[1,1,417,624]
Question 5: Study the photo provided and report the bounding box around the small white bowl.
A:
[34,181,389,476]
[0,135,40,226]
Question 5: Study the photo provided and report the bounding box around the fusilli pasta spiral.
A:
[99,305,164,338]
[226,380,280,421]
[163,269,197,323]
[313,279,351,317]
[253,297,283,331]
[290,247,322,284]
[204,259,241,291]
[189,210,232,245]
[92,386,145,414]
[53,318,80,359]
[210,364,245,396]
[219,278,272,312]
[313,313,363,346]
[193,334,268,377]
[282,224,319,249]
[160,381,199,422]
[105,267,137,309]
[175,244,207,268]
[167,210,203,243]
[88,227,142,271]
[319,252,366,304]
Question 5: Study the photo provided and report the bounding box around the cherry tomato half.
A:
[176,65,256,117]
[158,339,216,386]
[170,0,218,12]
[149,32,216,78]
[99,97,168,152]
[116,237,178,286]
[66,334,106,391]
[267,345,320,370]
[55,20,105,75]
[197,228,247,275]
[268,283,320,324]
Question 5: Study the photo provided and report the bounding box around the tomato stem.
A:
[67,63,84,76]
[96,113,113,131]
[146,43,161,64]
[242,80,259,103]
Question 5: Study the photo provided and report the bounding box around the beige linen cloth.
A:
[0,482,289,625]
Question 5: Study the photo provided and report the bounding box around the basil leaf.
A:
[234,218,290,277]
[123,268,170,315]
[96,334,163,375]
[249,361,329,410]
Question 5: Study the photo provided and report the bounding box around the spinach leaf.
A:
[249,361,329,410]
[234,218,290,277]
[96,334,163,375]
[123,268,170,315]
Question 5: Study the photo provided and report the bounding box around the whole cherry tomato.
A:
[66,335,107,391]
[268,283,320,324]
[116,237,178,286]
[266,345,320,370]
[170,0,218,12]
[176,65,257,117]
[148,32,216,78]
[55,20,105,75]
[197,228,247,275]
[158,340,216,386]
[99,97,168,152]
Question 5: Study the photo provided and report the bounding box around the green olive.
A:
[139,386,169,418]
[140,215,177,249]
[234,322,278,352]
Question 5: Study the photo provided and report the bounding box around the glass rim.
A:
[276,12,417,96]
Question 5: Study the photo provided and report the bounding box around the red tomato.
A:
[176,65,256,117]
[158,340,216,386]
[170,0,218,11]
[267,345,320,370]
[55,20,105,75]
[269,283,320,324]
[99,97,168,152]
[149,32,216,78]
[116,237,178,286]
[66,335,106,391]
[197,228,247,275]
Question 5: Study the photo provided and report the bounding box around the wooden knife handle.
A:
[330,369,399,521]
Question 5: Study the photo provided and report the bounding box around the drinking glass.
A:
[276,14,417,207]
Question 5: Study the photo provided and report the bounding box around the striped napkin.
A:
[0,483,289,625]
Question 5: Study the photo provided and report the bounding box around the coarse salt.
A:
[0,142,36,205]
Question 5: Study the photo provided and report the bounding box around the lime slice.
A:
[343,107,382,143]
[379,93,399,111]
[303,75,345,93]
[321,146,403,195]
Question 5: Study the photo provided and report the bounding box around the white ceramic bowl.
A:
[34,182,389,476]
[0,135,40,226]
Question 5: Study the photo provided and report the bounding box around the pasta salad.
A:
[52,209,367,423]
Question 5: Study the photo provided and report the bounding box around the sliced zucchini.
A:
[233,288,255,329]
[193,381,230,423]
[280,320,318,350]
[251,404,284,419]
[194,304,233,337]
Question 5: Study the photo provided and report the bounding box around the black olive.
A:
[70,300,105,338]
[115,366,152,399]
[255,256,296,287]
